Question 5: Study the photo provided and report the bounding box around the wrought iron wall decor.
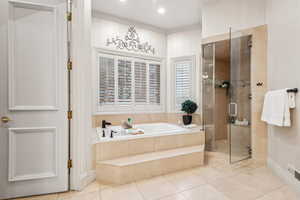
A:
[106,26,156,55]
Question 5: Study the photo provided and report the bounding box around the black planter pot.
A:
[182,115,192,125]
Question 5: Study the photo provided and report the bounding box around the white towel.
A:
[261,89,291,127]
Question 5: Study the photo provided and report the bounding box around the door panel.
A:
[8,127,58,182]
[202,43,215,151]
[229,29,252,163]
[0,0,68,199]
[9,1,59,111]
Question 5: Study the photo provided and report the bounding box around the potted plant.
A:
[181,100,198,125]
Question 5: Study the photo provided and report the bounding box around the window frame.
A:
[171,55,197,112]
[94,49,165,114]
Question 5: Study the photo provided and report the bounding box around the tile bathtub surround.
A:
[14,154,300,200]
[95,131,205,184]
[96,146,204,184]
[95,132,205,161]
[92,113,202,128]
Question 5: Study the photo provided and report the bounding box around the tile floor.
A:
[14,151,299,200]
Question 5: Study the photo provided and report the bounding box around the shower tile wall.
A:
[215,60,230,140]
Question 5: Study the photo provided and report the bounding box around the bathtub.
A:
[94,122,203,143]
[94,123,205,184]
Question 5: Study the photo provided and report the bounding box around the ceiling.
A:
[92,0,202,31]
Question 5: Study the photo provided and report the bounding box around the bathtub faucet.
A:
[101,120,112,138]
[102,120,112,129]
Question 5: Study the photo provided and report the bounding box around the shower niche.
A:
[202,31,252,163]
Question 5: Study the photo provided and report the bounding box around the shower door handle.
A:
[228,103,237,117]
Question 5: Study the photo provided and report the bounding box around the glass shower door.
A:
[229,30,252,163]
[202,43,215,151]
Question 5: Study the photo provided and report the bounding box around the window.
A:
[118,59,132,103]
[99,56,114,104]
[134,62,147,103]
[97,52,162,113]
[149,64,161,104]
[173,56,196,109]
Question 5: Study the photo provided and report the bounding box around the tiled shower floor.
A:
[14,152,299,200]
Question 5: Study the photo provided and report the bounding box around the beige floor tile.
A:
[14,194,58,200]
[82,181,111,193]
[57,181,111,200]
[181,185,231,200]
[158,194,187,200]
[231,171,283,194]
[70,192,101,200]
[209,177,264,200]
[189,166,225,182]
[57,191,81,199]
[164,170,206,192]
[135,176,177,200]
[100,183,143,200]
[256,186,299,200]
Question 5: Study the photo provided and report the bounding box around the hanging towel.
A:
[261,89,291,127]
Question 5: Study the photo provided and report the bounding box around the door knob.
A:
[1,116,11,123]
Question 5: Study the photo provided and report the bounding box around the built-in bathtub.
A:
[94,122,205,184]
[94,122,203,143]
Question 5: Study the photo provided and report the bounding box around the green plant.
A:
[181,100,198,115]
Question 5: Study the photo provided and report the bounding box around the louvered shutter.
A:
[99,56,115,104]
[118,59,132,103]
[149,63,160,104]
[175,60,192,105]
[134,62,147,103]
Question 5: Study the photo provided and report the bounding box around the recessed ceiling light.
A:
[157,7,166,15]
[119,0,127,3]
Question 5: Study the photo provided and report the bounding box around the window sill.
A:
[93,110,165,115]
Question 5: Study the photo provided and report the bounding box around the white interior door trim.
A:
[70,0,95,190]
[8,0,59,111]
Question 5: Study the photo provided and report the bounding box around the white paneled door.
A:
[0,0,68,199]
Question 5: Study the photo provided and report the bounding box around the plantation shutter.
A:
[149,63,160,104]
[134,62,147,103]
[175,60,192,106]
[118,59,132,102]
[99,56,115,104]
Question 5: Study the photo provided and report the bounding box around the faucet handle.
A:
[102,120,112,128]
[110,130,117,138]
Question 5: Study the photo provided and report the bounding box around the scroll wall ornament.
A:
[106,26,156,55]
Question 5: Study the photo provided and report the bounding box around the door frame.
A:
[69,0,95,191]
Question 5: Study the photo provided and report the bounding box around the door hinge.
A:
[67,12,72,21]
[68,159,73,169]
[67,59,72,70]
[67,110,73,120]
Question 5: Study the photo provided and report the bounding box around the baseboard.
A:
[268,158,300,196]
[79,170,96,190]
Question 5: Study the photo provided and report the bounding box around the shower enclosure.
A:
[202,30,252,163]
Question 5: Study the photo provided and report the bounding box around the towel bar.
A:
[287,88,298,93]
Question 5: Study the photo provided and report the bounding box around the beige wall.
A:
[266,0,300,191]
